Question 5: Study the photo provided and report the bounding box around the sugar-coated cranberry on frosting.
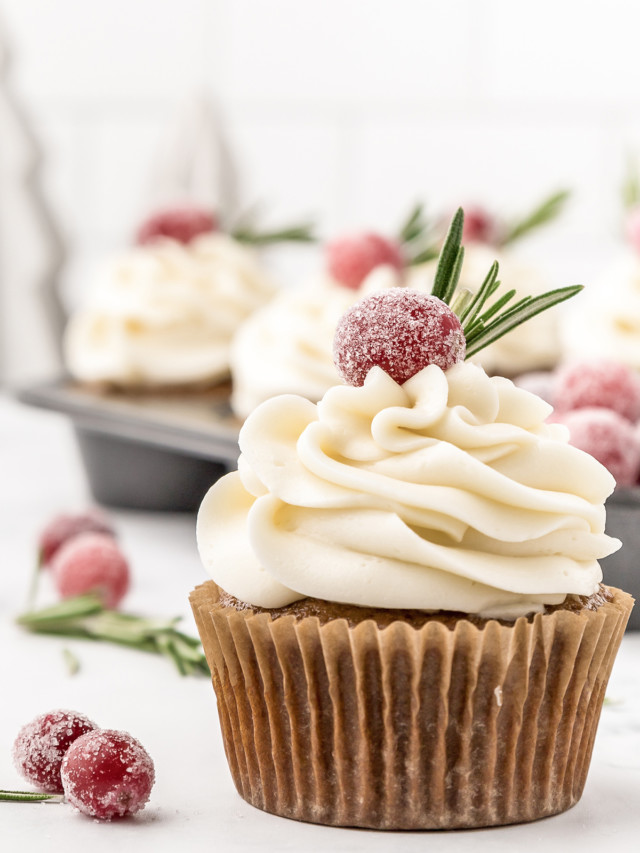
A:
[333,288,466,387]
[136,206,217,246]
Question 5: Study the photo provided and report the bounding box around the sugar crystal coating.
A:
[13,709,98,794]
[326,232,404,289]
[51,532,130,609]
[136,206,217,246]
[333,289,466,386]
[559,407,640,486]
[555,360,640,422]
[38,509,115,568]
[61,729,155,820]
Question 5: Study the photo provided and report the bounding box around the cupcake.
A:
[230,207,438,418]
[190,210,633,830]
[561,173,640,367]
[63,207,312,393]
[561,254,640,369]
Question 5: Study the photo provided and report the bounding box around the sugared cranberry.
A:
[13,710,98,794]
[461,205,497,245]
[555,360,640,423]
[625,204,640,253]
[333,288,466,386]
[326,232,404,289]
[136,206,217,246]
[559,407,640,486]
[51,533,130,609]
[61,729,155,820]
[38,509,115,568]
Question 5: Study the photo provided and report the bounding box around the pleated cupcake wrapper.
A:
[190,582,633,830]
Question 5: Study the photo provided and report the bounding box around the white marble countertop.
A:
[1,393,639,852]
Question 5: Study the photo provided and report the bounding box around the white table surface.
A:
[1,392,639,852]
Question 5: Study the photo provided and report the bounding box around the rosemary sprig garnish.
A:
[434,207,582,356]
[0,790,63,803]
[432,208,465,301]
[500,189,570,246]
[622,156,640,210]
[397,203,440,266]
[398,203,428,244]
[464,287,581,357]
[231,222,316,246]
[17,595,210,678]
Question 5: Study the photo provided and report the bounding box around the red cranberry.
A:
[326,232,404,289]
[51,533,130,609]
[38,509,115,568]
[13,709,98,794]
[61,729,155,820]
[136,206,217,246]
[333,288,466,386]
[555,360,640,423]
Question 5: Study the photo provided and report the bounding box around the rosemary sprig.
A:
[431,208,583,356]
[464,286,582,357]
[0,790,63,803]
[62,647,80,676]
[231,222,316,246]
[17,595,210,678]
[397,202,440,266]
[622,157,640,210]
[432,208,465,301]
[500,189,570,246]
[398,203,428,244]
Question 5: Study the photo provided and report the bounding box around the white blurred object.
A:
[0,16,65,388]
[138,93,242,225]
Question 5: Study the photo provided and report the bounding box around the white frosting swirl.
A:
[197,362,619,619]
[562,251,640,368]
[64,233,275,387]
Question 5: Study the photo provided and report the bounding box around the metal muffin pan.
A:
[601,488,640,630]
[18,380,241,512]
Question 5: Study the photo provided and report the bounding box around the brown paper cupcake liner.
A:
[190,581,633,830]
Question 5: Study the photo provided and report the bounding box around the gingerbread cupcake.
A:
[190,210,633,829]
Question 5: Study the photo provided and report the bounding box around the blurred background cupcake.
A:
[562,163,640,369]
[230,204,438,417]
[60,99,316,394]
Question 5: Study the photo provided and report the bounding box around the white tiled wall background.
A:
[2,0,640,319]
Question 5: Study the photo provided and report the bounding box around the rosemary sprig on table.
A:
[17,594,210,678]
[435,207,582,357]
[0,790,64,803]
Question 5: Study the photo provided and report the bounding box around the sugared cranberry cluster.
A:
[38,510,130,608]
[13,710,155,820]
[519,360,640,487]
